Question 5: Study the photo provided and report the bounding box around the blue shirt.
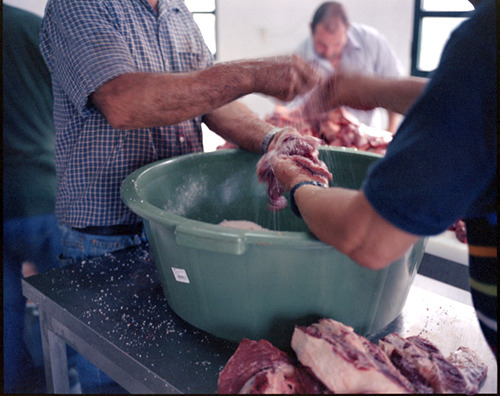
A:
[363,0,496,236]
[40,0,214,228]
[364,0,497,350]
[295,23,403,127]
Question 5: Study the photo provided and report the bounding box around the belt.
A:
[74,223,143,236]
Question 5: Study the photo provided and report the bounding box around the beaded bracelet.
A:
[289,180,327,218]
[260,127,281,154]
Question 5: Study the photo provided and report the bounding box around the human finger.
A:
[269,154,308,191]
[266,126,300,153]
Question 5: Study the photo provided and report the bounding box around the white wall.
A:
[3,0,46,16]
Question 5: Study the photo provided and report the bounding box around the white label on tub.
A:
[171,267,190,283]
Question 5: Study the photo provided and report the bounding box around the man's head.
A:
[310,2,350,63]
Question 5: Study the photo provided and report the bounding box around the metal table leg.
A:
[39,308,70,394]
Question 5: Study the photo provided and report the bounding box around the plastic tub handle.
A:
[175,221,247,255]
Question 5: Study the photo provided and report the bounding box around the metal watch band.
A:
[260,128,281,154]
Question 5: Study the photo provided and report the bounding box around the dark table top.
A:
[24,244,237,393]
[23,244,497,394]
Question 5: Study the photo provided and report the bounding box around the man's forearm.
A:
[91,63,254,130]
[90,56,319,130]
[294,186,420,269]
[203,101,275,153]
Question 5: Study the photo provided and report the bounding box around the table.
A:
[22,245,497,394]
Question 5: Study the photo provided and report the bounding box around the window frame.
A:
[188,1,218,58]
[411,0,474,77]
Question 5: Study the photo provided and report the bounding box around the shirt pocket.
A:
[178,51,204,71]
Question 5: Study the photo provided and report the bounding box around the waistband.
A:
[73,223,143,236]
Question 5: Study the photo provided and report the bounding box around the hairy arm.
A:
[202,101,277,153]
[91,65,252,129]
[91,56,319,130]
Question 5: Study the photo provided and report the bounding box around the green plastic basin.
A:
[121,147,426,347]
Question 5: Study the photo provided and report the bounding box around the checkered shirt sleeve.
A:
[39,0,214,227]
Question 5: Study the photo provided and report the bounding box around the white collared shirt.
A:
[295,23,403,127]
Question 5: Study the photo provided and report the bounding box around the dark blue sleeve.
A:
[362,0,496,236]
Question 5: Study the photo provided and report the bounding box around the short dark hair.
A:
[311,2,349,32]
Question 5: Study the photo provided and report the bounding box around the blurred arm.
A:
[303,72,428,119]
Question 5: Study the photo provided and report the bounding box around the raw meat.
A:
[377,333,434,393]
[218,220,269,231]
[379,333,487,394]
[218,320,488,394]
[237,364,298,394]
[265,105,392,155]
[257,132,332,210]
[293,366,331,394]
[448,219,467,243]
[447,346,488,395]
[265,105,316,138]
[217,339,301,394]
[291,319,413,393]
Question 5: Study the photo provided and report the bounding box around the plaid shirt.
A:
[40,0,214,227]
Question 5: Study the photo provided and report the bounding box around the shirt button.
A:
[179,136,185,143]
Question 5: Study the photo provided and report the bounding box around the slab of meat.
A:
[218,220,269,231]
[448,219,467,243]
[257,133,332,210]
[293,366,331,394]
[291,319,413,393]
[218,320,488,394]
[377,333,434,393]
[379,333,487,394]
[265,105,316,138]
[218,338,329,394]
[217,338,300,394]
[447,346,488,395]
[237,364,298,394]
[265,105,392,155]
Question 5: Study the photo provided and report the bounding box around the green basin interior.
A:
[121,147,426,347]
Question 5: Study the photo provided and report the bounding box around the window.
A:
[185,0,217,57]
[411,0,474,77]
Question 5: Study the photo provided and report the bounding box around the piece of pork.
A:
[378,333,436,393]
[448,219,467,243]
[447,346,488,395]
[291,319,413,393]
[218,220,269,231]
[257,133,332,210]
[237,364,299,394]
[218,338,330,394]
[294,365,331,394]
[379,333,485,394]
[265,105,392,155]
[217,339,300,394]
[265,105,316,138]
